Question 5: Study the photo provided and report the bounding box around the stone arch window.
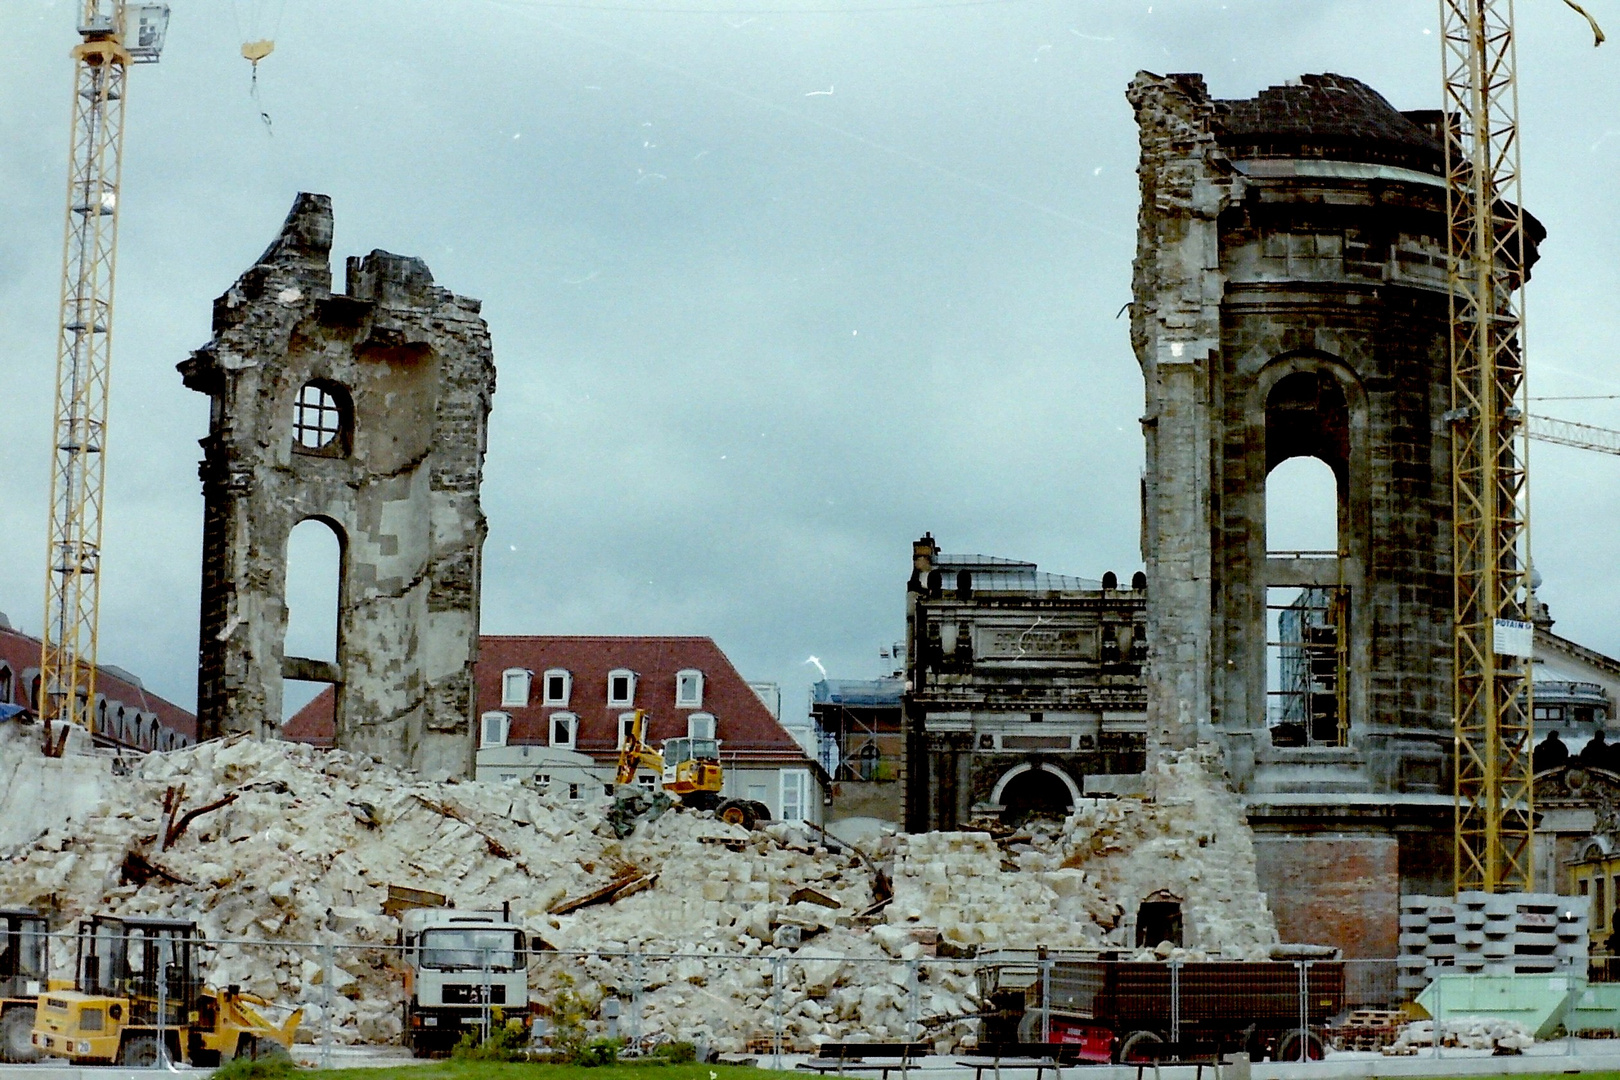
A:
[1261,363,1358,748]
[1265,369,1348,557]
[855,741,881,780]
[0,664,11,705]
[292,381,352,457]
[1267,456,1339,556]
[283,516,345,724]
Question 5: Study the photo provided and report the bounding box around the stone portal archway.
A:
[991,762,1079,826]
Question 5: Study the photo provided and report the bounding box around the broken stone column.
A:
[180,193,496,779]
[1126,72,1233,764]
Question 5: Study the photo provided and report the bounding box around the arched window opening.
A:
[292,381,351,456]
[1266,456,1340,556]
[855,742,881,781]
[0,665,11,705]
[283,518,343,722]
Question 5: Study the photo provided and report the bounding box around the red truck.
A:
[977,952,1345,1063]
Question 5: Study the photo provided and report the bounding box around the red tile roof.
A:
[0,622,197,744]
[285,635,809,764]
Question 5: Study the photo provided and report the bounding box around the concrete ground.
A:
[5,1041,1620,1078]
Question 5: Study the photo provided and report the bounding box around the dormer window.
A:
[543,669,571,706]
[676,669,704,709]
[501,669,532,708]
[688,712,716,740]
[480,711,509,748]
[549,712,577,749]
[608,669,636,706]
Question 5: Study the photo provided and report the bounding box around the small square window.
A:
[501,669,531,708]
[543,669,571,706]
[688,712,716,740]
[676,669,703,709]
[550,713,577,749]
[608,669,636,706]
[480,711,508,748]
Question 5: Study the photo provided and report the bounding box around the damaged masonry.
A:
[0,728,1278,1050]
[180,193,496,780]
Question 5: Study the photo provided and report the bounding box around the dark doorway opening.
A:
[1136,896,1184,949]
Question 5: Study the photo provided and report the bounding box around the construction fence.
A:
[20,932,1613,1067]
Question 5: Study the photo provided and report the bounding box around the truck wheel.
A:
[0,1005,42,1064]
[1117,1030,1163,1063]
[1275,1030,1326,1062]
[119,1034,161,1067]
[718,800,756,829]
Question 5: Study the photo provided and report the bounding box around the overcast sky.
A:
[2,0,1619,729]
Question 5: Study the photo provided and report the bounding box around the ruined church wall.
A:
[180,193,494,778]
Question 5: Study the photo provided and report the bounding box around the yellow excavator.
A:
[615,709,770,828]
[31,915,300,1066]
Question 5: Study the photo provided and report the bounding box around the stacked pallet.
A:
[1328,1008,1405,1052]
[1397,893,1589,993]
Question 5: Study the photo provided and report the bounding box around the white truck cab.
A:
[399,908,529,1055]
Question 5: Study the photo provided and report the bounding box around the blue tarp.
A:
[811,679,904,707]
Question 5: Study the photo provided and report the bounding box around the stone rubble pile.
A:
[0,727,1277,1052]
[1389,1017,1536,1053]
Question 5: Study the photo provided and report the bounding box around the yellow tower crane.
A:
[1440,0,1602,894]
[1527,413,1620,456]
[38,2,169,755]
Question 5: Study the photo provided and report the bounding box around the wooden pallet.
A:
[1328,1009,1406,1052]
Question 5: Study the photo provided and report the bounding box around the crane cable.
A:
[232,0,287,133]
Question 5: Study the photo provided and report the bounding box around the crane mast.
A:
[38,1,167,753]
[1441,0,1535,893]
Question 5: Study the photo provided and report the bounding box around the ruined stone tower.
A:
[1128,74,1541,962]
[181,193,496,779]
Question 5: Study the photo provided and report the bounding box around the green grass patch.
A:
[300,1063,771,1080]
[1409,1074,1620,1080]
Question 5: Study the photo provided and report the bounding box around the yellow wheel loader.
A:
[31,915,301,1066]
[0,908,50,1063]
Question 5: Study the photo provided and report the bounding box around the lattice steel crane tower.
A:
[1439,0,1603,892]
[38,2,169,752]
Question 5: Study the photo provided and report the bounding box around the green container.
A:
[1565,981,1620,1035]
[1416,973,1581,1040]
